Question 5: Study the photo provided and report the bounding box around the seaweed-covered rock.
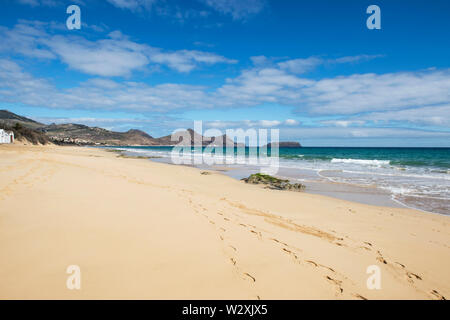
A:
[241,173,305,191]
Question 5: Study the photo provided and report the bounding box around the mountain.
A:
[0,110,157,145]
[44,123,159,146]
[0,110,43,129]
[0,110,241,146]
[0,110,300,147]
[0,111,49,145]
[155,129,238,146]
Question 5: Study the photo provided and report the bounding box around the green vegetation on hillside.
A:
[1,123,49,145]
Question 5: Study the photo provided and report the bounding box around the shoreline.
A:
[1,143,449,299]
[114,147,445,215]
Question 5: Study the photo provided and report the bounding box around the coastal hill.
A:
[0,110,157,145]
[44,123,158,146]
[0,110,300,147]
[0,110,49,144]
[0,110,43,129]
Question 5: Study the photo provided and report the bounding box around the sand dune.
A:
[0,144,449,299]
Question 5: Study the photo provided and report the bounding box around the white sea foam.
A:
[331,158,390,166]
[380,186,415,195]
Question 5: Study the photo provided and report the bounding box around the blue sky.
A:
[0,0,449,146]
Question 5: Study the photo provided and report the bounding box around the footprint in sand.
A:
[305,260,318,267]
[325,276,343,294]
[244,273,256,282]
[429,290,446,300]
[406,272,422,280]
[376,251,388,265]
[270,238,289,247]
[353,293,367,300]
[250,230,262,239]
[319,264,335,273]
[282,248,298,260]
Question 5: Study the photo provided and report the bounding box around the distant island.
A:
[0,110,301,147]
[266,141,301,148]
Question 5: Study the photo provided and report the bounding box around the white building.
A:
[0,129,14,144]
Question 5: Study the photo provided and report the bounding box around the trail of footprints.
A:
[123,167,446,300]
[374,250,446,300]
[0,160,56,201]
[118,169,447,300]
[222,198,361,298]
[182,196,260,298]
[187,190,448,300]
[178,191,352,298]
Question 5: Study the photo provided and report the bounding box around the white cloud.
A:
[357,105,450,127]
[205,119,298,129]
[44,33,151,77]
[302,70,450,115]
[0,21,237,76]
[0,59,57,107]
[215,61,450,119]
[150,49,236,73]
[0,20,56,59]
[250,55,270,67]
[332,54,384,64]
[284,119,299,126]
[155,5,211,24]
[105,1,212,24]
[280,127,450,139]
[320,120,366,127]
[200,0,267,20]
[90,0,267,21]
[17,0,60,6]
[106,0,156,12]
[216,67,312,107]
[277,54,383,74]
[259,120,281,127]
[278,57,323,74]
[34,116,159,131]
[2,56,449,132]
[84,78,122,89]
[0,59,212,111]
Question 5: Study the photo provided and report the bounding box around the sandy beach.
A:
[0,144,449,300]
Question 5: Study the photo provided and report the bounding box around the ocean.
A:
[107,146,450,215]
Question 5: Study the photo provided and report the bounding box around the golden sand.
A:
[0,144,449,299]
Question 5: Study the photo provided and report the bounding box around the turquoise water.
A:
[107,146,450,215]
[277,147,450,171]
[110,146,450,170]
